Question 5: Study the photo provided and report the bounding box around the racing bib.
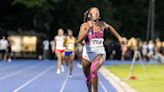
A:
[90,38,104,47]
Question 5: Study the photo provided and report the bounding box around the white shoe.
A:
[56,69,60,74]
[69,75,72,78]
[61,65,65,72]
[8,59,12,62]
[77,63,82,69]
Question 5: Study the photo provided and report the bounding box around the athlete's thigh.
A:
[61,51,65,59]
[69,52,75,61]
[91,54,105,71]
[82,58,91,76]
[55,50,62,59]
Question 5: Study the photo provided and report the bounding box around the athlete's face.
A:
[89,8,100,21]
[58,29,64,36]
[68,31,73,36]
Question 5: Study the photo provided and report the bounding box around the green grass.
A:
[106,64,164,92]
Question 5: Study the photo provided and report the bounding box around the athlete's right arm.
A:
[77,23,88,43]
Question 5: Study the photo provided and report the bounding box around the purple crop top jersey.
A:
[82,22,106,62]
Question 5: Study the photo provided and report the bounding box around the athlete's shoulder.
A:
[99,21,107,25]
[80,22,88,28]
[73,36,76,40]
[100,21,109,29]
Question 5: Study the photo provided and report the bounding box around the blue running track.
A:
[0,60,117,92]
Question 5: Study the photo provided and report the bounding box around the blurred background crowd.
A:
[104,37,164,63]
[0,35,163,63]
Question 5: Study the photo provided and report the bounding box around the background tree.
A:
[0,0,163,40]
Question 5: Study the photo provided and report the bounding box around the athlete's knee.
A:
[57,59,61,62]
[90,71,97,78]
[90,61,99,78]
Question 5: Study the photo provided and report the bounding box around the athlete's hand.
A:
[118,37,127,45]
[81,40,85,45]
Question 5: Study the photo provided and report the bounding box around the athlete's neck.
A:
[92,20,99,26]
[58,35,63,37]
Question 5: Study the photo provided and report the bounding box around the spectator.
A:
[147,40,155,61]
[142,41,148,61]
[104,38,114,59]
[127,37,138,60]
[155,41,164,63]
[155,38,162,52]
[0,36,9,61]
[50,40,55,59]
[113,42,121,60]
[6,36,13,62]
[42,39,50,60]
[76,43,83,68]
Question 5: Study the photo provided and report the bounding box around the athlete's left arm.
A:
[103,22,127,45]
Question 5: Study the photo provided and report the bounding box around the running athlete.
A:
[53,28,66,74]
[65,29,76,78]
[77,7,127,92]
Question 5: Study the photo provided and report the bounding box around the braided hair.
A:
[84,8,92,22]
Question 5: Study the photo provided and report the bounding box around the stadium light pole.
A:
[146,0,151,42]
[151,0,155,41]
[146,0,155,42]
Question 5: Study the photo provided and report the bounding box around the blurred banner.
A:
[10,36,22,52]
[22,36,37,52]
[10,36,37,52]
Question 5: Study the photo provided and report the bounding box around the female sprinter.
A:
[65,29,76,78]
[77,7,127,92]
[54,28,66,74]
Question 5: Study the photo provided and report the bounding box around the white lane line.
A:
[60,73,69,92]
[100,67,137,92]
[99,80,108,92]
[0,63,39,81]
[0,62,27,71]
[13,66,54,92]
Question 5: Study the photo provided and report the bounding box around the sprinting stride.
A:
[77,7,127,92]
[64,29,76,78]
[53,28,66,74]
